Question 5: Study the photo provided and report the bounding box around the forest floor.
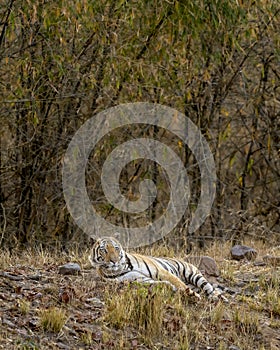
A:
[0,239,279,350]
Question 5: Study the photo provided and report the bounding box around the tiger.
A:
[89,236,227,302]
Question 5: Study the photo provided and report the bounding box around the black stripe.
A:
[154,258,171,272]
[193,275,202,286]
[174,260,181,271]
[94,247,100,263]
[165,259,180,279]
[188,272,194,283]
[166,259,178,275]
[182,264,187,280]
[126,254,133,271]
[167,259,181,276]
[200,281,209,292]
[142,259,153,279]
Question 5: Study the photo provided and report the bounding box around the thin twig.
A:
[0,203,6,246]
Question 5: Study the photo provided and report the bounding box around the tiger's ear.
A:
[89,236,97,246]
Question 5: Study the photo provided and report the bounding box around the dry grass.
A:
[0,239,279,349]
[105,283,171,341]
[39,307,68,333]
[18,300,31,315]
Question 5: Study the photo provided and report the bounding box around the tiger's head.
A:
[89,236,126,270]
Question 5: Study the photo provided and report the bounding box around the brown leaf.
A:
[59,291,71,304]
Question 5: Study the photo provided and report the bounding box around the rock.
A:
[198,256,220,277]
[230,245,257,261]
[85,297,104,308]
[186,256,220,277]
[58,263,81,275]
[263,255,280,266]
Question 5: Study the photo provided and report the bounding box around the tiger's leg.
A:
[126,276,179,291]
[115,270,182,290]
[156,268,201,300]
[116,269,201,300]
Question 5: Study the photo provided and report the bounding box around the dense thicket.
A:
[0,0,279,248]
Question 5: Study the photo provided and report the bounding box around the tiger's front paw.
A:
[186,288,201,301]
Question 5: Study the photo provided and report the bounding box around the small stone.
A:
[2,318,16,328]
[56,342,71,350]
[58,263,81,275]
[86,297,104,308]
[230,245,257,261]
[253,260,266,266]
[263,255,280,266]
[229,346,241,350]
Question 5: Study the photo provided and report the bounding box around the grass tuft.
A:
[105,283,167,340]
[39,307,67,333]
[18,300,30,315]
